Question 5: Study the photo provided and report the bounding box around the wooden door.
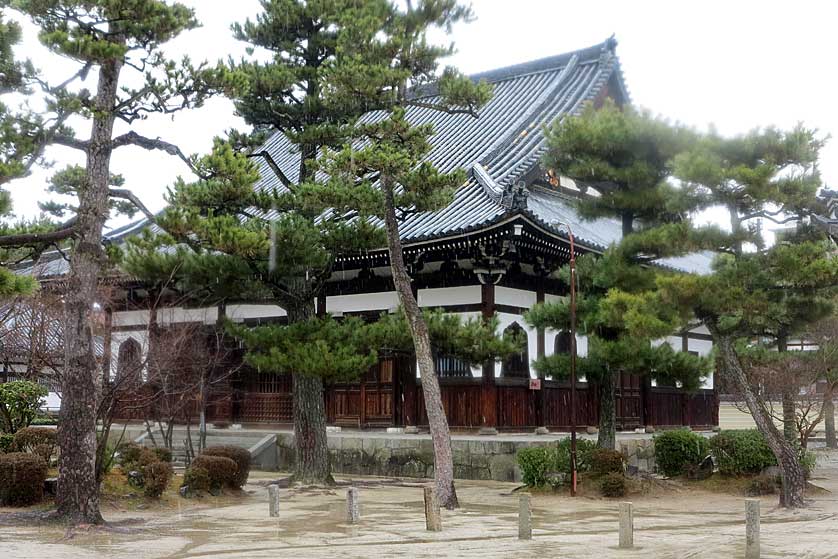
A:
[616,372,642,429]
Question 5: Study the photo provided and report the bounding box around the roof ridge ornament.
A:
[500,181,529,211]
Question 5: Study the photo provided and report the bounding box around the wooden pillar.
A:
[535,288,546,428]
[401,355,418,427]
[481,283,498,432]
[641,376,652,428]
[316,292,327,318]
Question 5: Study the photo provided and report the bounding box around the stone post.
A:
[268,484,280,518]
[619,502,633,549]
[424,486,442,531]
[518,493,532,540]
[346,487,360,524]
[745,498,760,559]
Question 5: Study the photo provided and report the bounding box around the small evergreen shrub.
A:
[599,472,627,498]
[709,430,776,476]
[0,452,48,506]
[117,442,143,471]
[191,455,238,490]
[13,427,57,464]
[202,446,251,488]
[142,461,173,498]
[0,381,47,433]
[745,474,779,496]
[517,439,598,487]
[182,466,211,494]
[654,429,709,477]
[517,447,554,487]
[590,448,625,476]
[152,447,173,464]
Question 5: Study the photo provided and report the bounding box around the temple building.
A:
[20,39,719,431]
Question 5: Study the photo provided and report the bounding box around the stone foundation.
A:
[276,433,660,482]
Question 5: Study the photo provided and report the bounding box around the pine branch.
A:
[53,134,89,152]
[108,189,157,223]
[405,99,479,118]
[0,220,78,248]
[111,132,205,178]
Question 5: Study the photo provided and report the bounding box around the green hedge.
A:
[517,439,597,487]
[709,429,776,476]
[0,452,47,506]
[654,429,709,477]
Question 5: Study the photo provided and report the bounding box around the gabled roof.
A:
[21,37,712,277]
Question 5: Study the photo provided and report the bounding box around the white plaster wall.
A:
[495,286,537,309]
[327,292,399,314]
[158,306,219,325]
[544,293,567,304]
[226,303,286,322]
[418,286,481,307]
[112,310,150,327]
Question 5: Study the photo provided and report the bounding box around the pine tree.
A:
[525,251,711,449]
[0,1,236,524]
[646,126,837,508]
[537,102,708,449]
[299,0,491,508]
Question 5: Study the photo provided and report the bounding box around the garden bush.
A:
[182,466,211,494]
[0,452,48,506]
[709,430,776,476]
[117,442,143,471]
[745,474,779,496]
[0,381,47,433]
[202,446,251,488]
[0,433,14,453]
[517,439,598,487]
[152,447,173,464]
[590,448,625,476]
[654,429,709,477]
[13,427,57,464]
[191,455,238,490]
[599,472,627,498]
[142,461,173,498]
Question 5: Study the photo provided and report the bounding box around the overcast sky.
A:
[7,0,837,233]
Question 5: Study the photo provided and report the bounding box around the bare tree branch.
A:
[247,150,295,190]
[108,188,157,224]
[111,131,207,178]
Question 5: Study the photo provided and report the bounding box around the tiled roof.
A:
[21,37,712,276]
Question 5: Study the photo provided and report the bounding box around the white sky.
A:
[6,0,837,233]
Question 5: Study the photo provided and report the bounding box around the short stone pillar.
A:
[346,487,360,524]
[268,484,280,518]
[518,493,532,540]
[619,502,634,549]
[424,486,442,531]
[745,498,760,559]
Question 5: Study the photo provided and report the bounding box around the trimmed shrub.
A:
[0,452,48,506]
[709,430,776,476]
[654,429,709,477]
[191,455,237,490]
[117,442,143,471]
[0,433,14,453]
[745,474,779,496]
[517,439,599,488]
[590,448,625,477]
[152,447,173,464]
[0,381,47,433]
[599,472,627,498]
[13,427,57,464]
[142,461,173,498]
[182,466,211,494]
[202,446,251,488]
[517,447,554,487]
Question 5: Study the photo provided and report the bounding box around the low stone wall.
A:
[276,433,658,482]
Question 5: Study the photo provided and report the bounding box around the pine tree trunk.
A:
[782,391,797,443]
[57,54,123,525]
[382,185,458,509]
[287,301,333,485]
[597,373,617,450]
[824,388,836,449]
[712,327,807,508]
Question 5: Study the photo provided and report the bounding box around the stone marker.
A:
[745,498,760,559]
[534,426,549,435]
[424,486,442,531]
[346,487,360,524]
[619,502,633,549]
[268,484,280,518]
[518,493,532,540]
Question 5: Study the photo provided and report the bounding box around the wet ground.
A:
[2,451,838,558]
